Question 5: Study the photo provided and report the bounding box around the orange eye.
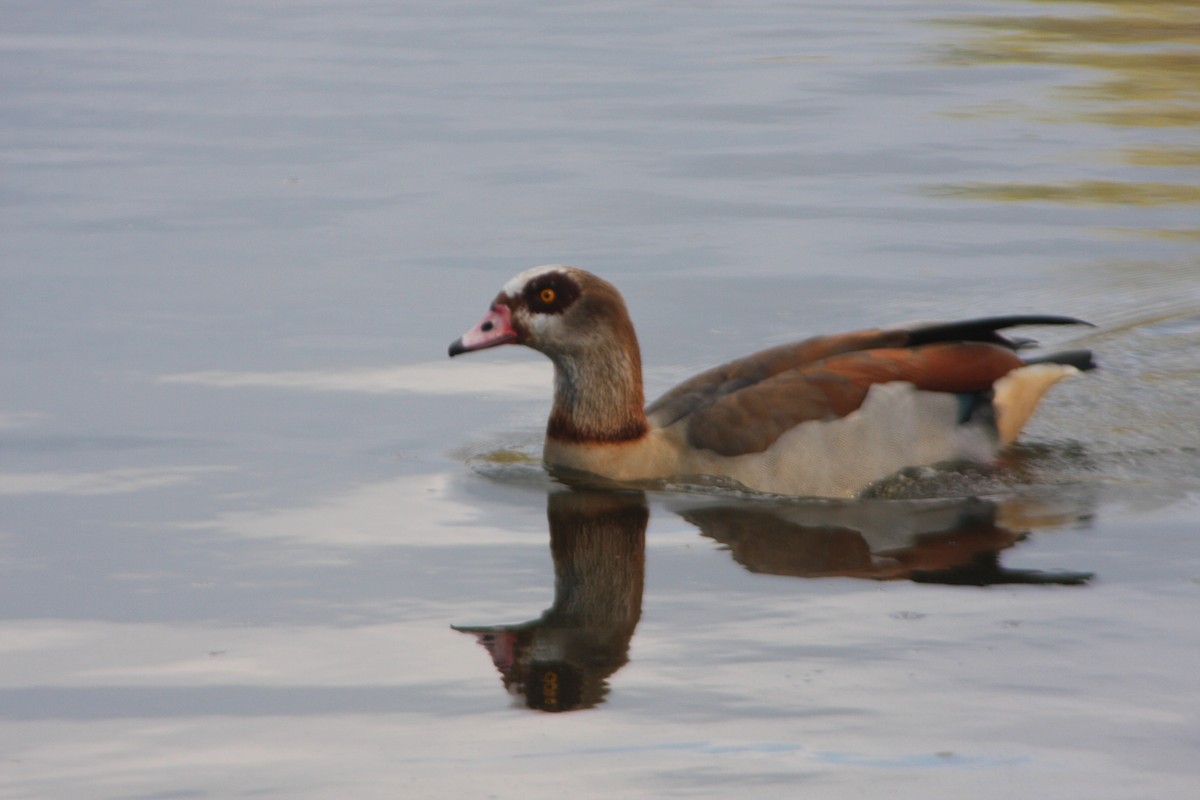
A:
[539,288,556,304]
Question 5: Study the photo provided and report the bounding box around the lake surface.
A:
[2,1,1198,798]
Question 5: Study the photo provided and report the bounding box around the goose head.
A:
[449,265,637,360]
[449,265,648,443]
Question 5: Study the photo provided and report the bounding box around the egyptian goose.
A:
[449,265,1095,498]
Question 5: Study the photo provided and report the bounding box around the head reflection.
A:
[454,488,647,712]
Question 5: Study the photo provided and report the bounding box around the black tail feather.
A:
[906,315,1094,350]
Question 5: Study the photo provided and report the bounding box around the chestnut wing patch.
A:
[646,328,907,429]
[684,342,1024,457]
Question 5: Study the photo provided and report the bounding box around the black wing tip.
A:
[906,315,1094,348]
[996,314,1094,329]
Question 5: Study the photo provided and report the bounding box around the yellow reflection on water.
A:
[934,0,1200,220]
[937,180,1200,206]
[1109,227,1200,240]
[1122,146,1200,167]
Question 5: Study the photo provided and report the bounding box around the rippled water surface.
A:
[3,1,1198,798]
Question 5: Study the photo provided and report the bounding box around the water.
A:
[2,1,1198,798]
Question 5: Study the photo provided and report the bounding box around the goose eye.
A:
[539,288,556,305]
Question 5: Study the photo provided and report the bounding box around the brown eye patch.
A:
[523,271,580,314]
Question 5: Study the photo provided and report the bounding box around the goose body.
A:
[449,266,1094,498]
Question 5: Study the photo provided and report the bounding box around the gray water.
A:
[2,2,1199,798]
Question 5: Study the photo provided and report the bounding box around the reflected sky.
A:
[160,360,554,397]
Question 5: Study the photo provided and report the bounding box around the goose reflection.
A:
[673,493,1094,585]
[454,488,647,712]
[457,486,1092,711]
